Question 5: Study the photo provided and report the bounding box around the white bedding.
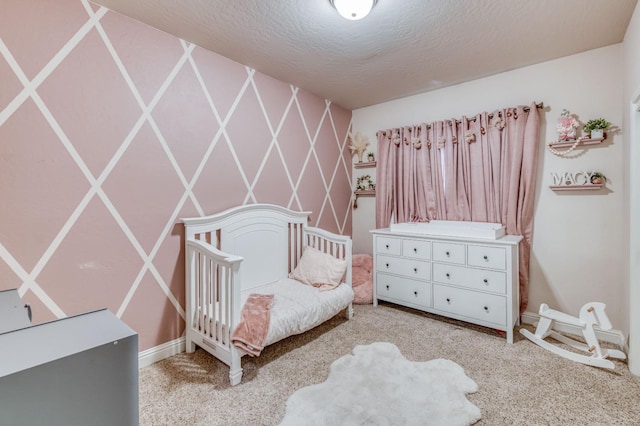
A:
[240,278,354,347]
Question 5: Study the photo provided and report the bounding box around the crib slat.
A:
[296,223,302,265]
[227,266,233,347]
[219,266,224,344]
[202,257,207,336]
[221,265,227,346]
[199,253,205,335]
[206,257,212,337]
[214,261,218,338]
[208,258,214,338]
[192,249,199,328]
[290,224,295,272]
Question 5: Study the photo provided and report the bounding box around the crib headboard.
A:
[182,204,310,291]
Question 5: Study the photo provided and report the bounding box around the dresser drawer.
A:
[432,242,466,264]
[376,255,431,280]
[433,285,506,326]
[376,273,431,307]
[432,263,507,294]
[376,237,401,256]
[467,245,506,270]
[402,239,431,260]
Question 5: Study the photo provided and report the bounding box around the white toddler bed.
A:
[182,204,353,386]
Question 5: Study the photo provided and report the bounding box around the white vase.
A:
[591,129,604,139]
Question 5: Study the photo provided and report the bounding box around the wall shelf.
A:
[352,189,375,209]
[354,161,376,169]
[548,136,605,149]
[549,184,603,191]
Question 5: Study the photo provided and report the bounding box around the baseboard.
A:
[137,312,627,368]
[138,337,185,368]
[521,310,627,349]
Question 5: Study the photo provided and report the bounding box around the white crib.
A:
[182,204,353,386]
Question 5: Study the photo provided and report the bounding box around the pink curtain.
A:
[375,102,540,312]
[375,130,394,229]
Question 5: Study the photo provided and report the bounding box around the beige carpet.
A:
[139,303,640,425]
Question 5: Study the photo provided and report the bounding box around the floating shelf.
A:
[549,184,603,191]
[354,161,376,169]
[352,189,375,209]
[548,136,605,149]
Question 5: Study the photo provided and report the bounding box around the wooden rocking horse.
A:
[520,302,626,369]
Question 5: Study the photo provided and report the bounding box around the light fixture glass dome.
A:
[330,0,377,21]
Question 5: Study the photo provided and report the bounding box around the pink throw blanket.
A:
[231,293,274,357]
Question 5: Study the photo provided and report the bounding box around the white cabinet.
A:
[371,228,522,343]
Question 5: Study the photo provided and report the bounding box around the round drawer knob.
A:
[446,273,450,279]
[386,285,389,290]
[483,279,488,284]
[446,251,450,257]
[446,298,451,303]
[413,248,418,253]
[385,244,389,249]
[414,291,418,296]
[484,306,489,311]
[386,263,389,268]
[413,268,418,273]
[483,255,488,261]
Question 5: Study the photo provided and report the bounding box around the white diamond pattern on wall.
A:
[0,0,352,351]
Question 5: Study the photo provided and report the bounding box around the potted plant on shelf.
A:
[590,172,606,185]
[583,118,611,139]
[367,152,375,162]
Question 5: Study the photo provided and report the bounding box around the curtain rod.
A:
[377,102,544,134]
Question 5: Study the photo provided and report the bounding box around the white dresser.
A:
[371,225,522,343]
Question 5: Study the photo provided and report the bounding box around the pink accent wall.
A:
[0,0,352,352]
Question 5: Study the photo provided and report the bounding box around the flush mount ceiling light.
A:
[330,0,378,21]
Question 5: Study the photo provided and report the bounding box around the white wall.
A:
[352,44,627,332]
[623,2,640,375]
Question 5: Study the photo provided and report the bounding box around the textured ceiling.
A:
[91,0,638,110]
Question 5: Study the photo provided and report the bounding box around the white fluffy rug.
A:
[280,342,481,426]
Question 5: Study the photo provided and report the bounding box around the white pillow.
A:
[290,246,347,289]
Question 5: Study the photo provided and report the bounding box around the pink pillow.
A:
[352,254,373,271]
[290,246,347,289]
